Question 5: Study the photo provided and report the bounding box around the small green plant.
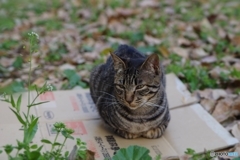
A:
[0,32,87,160]
[41,122,75,160]
[75,138,87,159]
[185,148,213,160]
[111,145,161,160]
[166,57,219,92]
[62,69,87,89]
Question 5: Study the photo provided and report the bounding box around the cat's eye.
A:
[116,84,125,89]
[136,85,145,89]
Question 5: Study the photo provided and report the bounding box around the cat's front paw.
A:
[115,129,139,139]
[142,127,165,139]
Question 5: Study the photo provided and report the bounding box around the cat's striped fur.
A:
[90,45,170,139]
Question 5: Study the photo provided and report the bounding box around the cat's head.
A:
[110,52,161,110]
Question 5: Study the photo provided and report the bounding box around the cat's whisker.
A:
[95,91,116,98]
[145,102,161,107]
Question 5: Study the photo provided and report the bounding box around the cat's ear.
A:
[110,52,126,72]
[140,53,160,75]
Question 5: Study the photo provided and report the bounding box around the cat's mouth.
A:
[125,103,139,110]
[129,106,138,110]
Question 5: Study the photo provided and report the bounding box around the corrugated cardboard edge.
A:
[191,104,239,145]
[166,73,198,109]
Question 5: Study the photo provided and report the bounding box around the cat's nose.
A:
[126,94,134,104]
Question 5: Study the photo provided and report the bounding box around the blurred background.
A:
[0,0,240,93]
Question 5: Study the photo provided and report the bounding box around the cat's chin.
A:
[125,104,140,110]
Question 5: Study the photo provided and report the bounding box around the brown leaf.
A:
[212,98,233,123]
[0,57,15,67]
[200,18,212,30]
[223,120,238,132]
[59,63,76,71]
[116,8,140,17]
[189,48,208,59]
[194,89,212,99]
[158,46,169,58]
[139,0,159,8]
[211,89,228,100]
[108,19,128,33]
[78,9,92,19]
[201,55,217,64]
[177,38,191,47]
[108,37,129,44]
[200,99,216,113]
[171,47,189,59]
[207,14,218,23]
[144,35,162,45]
[209,66,229,79]
[97,13,108,26]
[232,96,240,116]
[231,122,240,141]
[83,52,99,62]
[33,77,45,87]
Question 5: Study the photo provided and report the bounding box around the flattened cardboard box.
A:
[32,73,197,123]
[0,74,238,159]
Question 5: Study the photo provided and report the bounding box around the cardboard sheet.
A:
[0,73,238,159]
[33,74,198,124]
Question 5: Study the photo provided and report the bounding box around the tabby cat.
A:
[90,45,170,139]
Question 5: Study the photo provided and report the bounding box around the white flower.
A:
[46,83,53,91]
[28,31,39,39]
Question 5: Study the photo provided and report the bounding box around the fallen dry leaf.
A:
[144,35,162,45]
[200,18,212,30]
[83,52,99,62]
[59,63,76,71]
[232,96,240,116]
[0,57,15,67]
[211,89,228,100]
[231,36,240,46]
[115,8,140,17]
[209,66,229,79]
[223,120,238,132]
[194,89,212,99]
[177,38,191,47]
[231,122,240,141]
[190,48,208,59]
[200,98,216,113]
[212,98,233,123]
[201,56,217,64]
[158,46,169,58]
[32,77,46,87]
[138,0,159,8]
[171,47,189,59]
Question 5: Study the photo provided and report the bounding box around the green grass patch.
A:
[166,55,219,91]
[119,31,144,45]
[0,39,19,50]
[0,81,25,94]
[0,16,15,31]
[61,69,87,89]
[25,0,62,15]
[45,44,67,62]
[36,18,63,30]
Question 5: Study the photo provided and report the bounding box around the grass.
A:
[0,0,240,92]
[0,39,19,50]
[36,19,63,30]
